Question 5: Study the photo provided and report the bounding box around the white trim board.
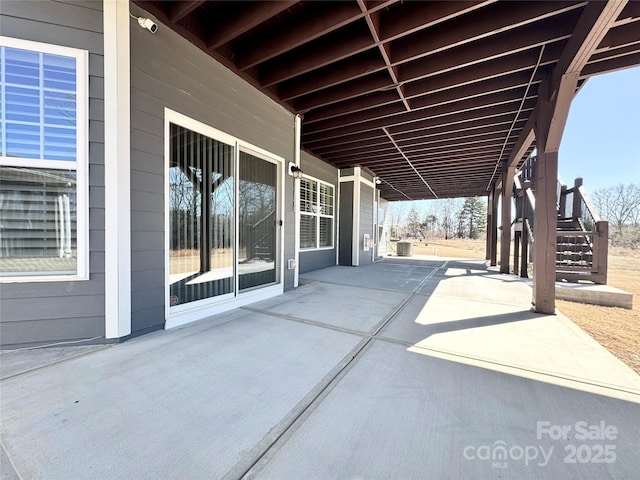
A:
[166,284,284,329]
[0,37,89,284]
[164,108,286,329]
[103,0,132,338]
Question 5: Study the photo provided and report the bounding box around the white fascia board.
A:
[103,0,132,338]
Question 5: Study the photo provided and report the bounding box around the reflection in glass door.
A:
[238,151,278,291]
[169,124,234,306]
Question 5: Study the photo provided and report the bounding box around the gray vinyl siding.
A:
[339,182,354,266]
[129,4,296,328]
[359,184,375,265]
[0,1,105,346]
[299,151,338,274]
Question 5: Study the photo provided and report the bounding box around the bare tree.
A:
[407,206,422,238]
[592,183,640,235]
[388,202,408,239]
[439,198,460,240]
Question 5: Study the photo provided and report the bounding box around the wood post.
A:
[532,79,558,314]
[558,184,567,218]
[593,220,608,284]
[572,177,583,220]
[532,150,558,313]
[521,180,530,278]
[484,189,495,260]
[513,231,520,276]
[490,184,498,266]
[500,166,515,273]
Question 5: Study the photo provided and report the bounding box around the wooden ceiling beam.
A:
[260,26,372,87]
[318,130,515,160]
[379,1,495,42]
[390,115,523,141]
[398,14,575,86]
[312,123,520,156]
[281,18,568,105]
[235,2,363,70]
[206,1,297,49]
[581,51,640,77]
[545,0,628,152]
[305,70,538,126]
[305,101,533,146]
[332,148,503,168]
[168,0,204,23]
[303,90,400,124]
[326,138,515,164]
[391,2,585,65]
[286,61,395,105]
[304,89,533,138]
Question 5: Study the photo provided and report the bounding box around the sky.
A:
[559,66,640,193]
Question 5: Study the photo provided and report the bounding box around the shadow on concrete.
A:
[1,256,638,480]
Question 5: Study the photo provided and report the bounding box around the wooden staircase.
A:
[512,157,608,285]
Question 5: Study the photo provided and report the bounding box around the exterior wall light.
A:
[289,164,304,179]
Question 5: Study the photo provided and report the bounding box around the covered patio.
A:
[2,258,639,479]
[137,0,640,313]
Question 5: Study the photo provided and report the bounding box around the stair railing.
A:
[560,178,608,283]
[512,174,535,277]
[514,159,608,284]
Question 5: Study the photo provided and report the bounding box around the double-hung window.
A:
[0,37,88,281]
[300,177,334,250]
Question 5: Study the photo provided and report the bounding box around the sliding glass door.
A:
[238,151,278,291]
[167,119,281,311]
[169,124,234,307]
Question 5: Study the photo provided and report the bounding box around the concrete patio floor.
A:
[1,258,639,479]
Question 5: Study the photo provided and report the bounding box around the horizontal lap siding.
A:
[129,4,296,330]
[299,152,339,273]
[0,1,105,346]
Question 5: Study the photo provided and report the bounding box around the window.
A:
[300,177,334,250]
[0,37,88,281]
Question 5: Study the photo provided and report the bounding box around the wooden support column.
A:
[502,0,626,313]
[485,191,493,261]
[532,80,558,314]
[513,231,521,276]
[500,166,515,273]
[490,184,498,266]
[521,180,531,278]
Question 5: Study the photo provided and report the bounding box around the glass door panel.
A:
[238,151,278,291]
[169,123,234,307]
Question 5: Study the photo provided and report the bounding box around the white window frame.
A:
[299,175,335,251]
[164,108,285,328]
[0,36,89,283]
